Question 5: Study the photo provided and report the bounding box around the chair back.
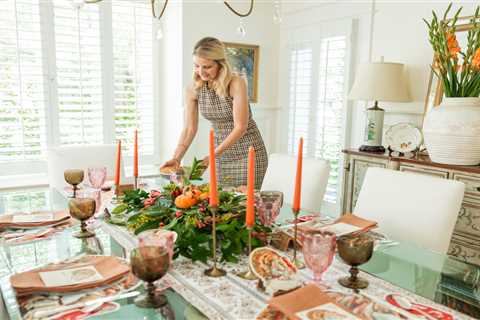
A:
[354,167,465,254]
[261,153,330,212]
[47,144,126,192]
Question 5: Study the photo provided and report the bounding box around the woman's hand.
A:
[160,158,180,170]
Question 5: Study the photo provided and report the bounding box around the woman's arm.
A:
[161,86,199,168]
[214,76,249,156]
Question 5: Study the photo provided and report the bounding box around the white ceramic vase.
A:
[423,97,480,165]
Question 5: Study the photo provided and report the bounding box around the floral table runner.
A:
[99,221,474,320]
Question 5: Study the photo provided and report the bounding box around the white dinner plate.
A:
[385,123,423,153]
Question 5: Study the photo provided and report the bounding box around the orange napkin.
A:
[334,214,377,232]
[10,255,130,296]
[0,210,70,229]
[269,284,364,320]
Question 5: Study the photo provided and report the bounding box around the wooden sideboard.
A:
[341,149,480,266]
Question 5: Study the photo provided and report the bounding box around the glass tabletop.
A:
[0,186,204,320]
[362,240,480,318]
[1,183,480,319]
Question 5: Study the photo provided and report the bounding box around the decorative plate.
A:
[385,123,423,153]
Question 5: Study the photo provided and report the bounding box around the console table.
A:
[341,149,480,266]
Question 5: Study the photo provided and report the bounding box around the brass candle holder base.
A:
[291,209,305,269]
[236,227,257,280]
[237,268,257,280]
[204,206,227,278]
[204,266,227,277]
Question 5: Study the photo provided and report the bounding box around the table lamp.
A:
[348,60,411,153]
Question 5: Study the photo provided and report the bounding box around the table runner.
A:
[99,221,474,320]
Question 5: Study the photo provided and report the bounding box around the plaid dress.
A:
[198,84,268,189]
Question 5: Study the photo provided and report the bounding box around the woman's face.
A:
[193,55,220,82]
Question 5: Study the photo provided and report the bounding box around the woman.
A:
[161,37,268,189]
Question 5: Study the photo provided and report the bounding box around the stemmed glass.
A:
[256,191,283,246]
[68,198,96,238]
[130,246,170,308]
[337,233,374,289]
[302,230,336,284]
[87,167,107,190]
[64,169,84,198]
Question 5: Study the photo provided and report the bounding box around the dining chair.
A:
[261,153,330,212]
[47,144,127,193]
[354,167,465,254]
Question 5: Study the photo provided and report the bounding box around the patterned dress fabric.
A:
[198,84,268,189]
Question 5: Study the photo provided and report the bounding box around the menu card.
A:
[296,303,361,320]
[12,213,54,223]
[320,222,362,237]
[39,266,103,287]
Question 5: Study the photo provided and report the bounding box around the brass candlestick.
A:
[204,206,226,277]
[111,184,121,204]
[292,209,304,269]
[237,226,257,280]
[134,176,138,190]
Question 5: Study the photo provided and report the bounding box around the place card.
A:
[12,213,54,223]
[39,266,103,287]
[296,303,361,320]
[320,222,361,237]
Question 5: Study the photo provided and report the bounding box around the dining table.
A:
[0,178,479,319]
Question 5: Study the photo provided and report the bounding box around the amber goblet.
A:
[337,233,374,289]
[68,198,96,238]
[130,246,170,308]
[64,169,84,198]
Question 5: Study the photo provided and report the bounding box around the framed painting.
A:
[223,42,259,103]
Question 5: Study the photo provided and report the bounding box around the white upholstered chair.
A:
[354,167,465,254]
[47,144,127,192]
[261,153,330,212]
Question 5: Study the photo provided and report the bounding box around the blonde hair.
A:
[192,37,233,98]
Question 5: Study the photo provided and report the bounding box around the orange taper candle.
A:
[209,129,218,207]
[246,146,255,228]
[292,137,303,212]
[133,130,138,178]
[114,140,121,187]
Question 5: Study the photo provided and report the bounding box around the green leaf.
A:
[112,204,128,215]
[134,220,160,235]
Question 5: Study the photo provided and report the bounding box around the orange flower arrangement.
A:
[424,4,480,97]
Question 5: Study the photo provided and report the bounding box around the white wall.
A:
[159,1,281,165]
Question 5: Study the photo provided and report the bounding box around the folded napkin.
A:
[0,210,70,229]
[269,284,362,320]
[10,255,130,296]
[334,214,378,231]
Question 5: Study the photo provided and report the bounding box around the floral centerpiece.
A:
[108,159,268,263]
[424,4,480,97]
[422,3,480,165]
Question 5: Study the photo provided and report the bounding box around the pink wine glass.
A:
[88,167,107,190]
[302,231,336,283]
[255,191,283,246]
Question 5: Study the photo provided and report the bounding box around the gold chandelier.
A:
[83,0,255,19]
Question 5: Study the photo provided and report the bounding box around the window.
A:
[286,22,351,206]
[0,0,157,174]
[0,0,47,162]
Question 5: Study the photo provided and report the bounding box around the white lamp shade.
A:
[348,62,411,102]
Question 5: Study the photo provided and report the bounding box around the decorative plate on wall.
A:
[385,123,423,153]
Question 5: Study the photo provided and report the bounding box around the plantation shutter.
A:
[53,0,103,145]
[287,22,350,204]
[0,0,47,161]
[112,1,154,156]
